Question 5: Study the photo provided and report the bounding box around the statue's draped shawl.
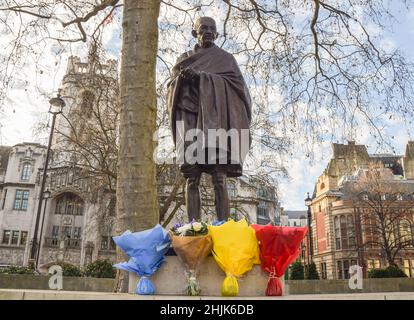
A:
[167,45,252,177]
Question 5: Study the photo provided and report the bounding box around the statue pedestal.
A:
[128,256,285,296]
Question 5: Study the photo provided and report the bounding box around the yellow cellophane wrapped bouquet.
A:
[208,219,260,296]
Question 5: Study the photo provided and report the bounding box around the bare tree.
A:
[347,162,414,267]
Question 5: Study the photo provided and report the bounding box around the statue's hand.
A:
[180,67,200,81]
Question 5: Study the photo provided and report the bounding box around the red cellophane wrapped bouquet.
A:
[251,224,308,296]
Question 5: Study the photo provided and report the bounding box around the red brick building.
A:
[310,141,414,279]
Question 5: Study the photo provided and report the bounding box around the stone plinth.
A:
[128,256,285,296]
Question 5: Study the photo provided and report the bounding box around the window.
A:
[340,216,348,249]
[257,201,270,225]
[320,263,327,279]
[343,260,350,279]
[400,222,413,244]
[227,181,237,198]
[2,230,10,244]
[20,163,32,181]
[337,261,343,279]
[52,226,59,238]
[55,193,84,215]
[101,236,116,251]
[73,227,82,239]
[13,190,29,210]
[257,187,269,198]
[11,230,19,245]
[367,259,381,270]
[62,227,72,238]
[1,189,6,210]
[347,215,356,249]
[334,215,356,250]
[2,230,27,246]
[337,259,357,279]
[20,231,27,245]
[403,259,414,278]
[362,194,369,201]
[397,194,403,201]
[101,236,108,250]
[335,216,341,250]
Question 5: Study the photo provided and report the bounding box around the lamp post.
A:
[35,189,51,268]
[29,93,65,269]
[305,192,313,265]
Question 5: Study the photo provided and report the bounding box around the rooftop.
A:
[283,210,307,219]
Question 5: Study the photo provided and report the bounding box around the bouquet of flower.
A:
[251,224,308,296]
[208,219,260,296]
[112,224,171,295]
[170,221,212,296]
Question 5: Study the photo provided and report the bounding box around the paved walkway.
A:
[1,289,414,300]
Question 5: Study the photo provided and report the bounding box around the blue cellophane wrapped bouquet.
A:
[113,224,171,295]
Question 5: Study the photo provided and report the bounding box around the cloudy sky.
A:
[0,2,413,211]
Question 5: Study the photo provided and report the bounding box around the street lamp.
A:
[305,192,313,265]
[29,93,65,269]
[35,189,51,268]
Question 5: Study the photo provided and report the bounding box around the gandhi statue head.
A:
[192,17,218,48]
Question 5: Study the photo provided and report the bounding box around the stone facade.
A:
[310,141,414,280]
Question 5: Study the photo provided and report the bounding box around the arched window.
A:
[54,193,84,216]
[20,163,32,181]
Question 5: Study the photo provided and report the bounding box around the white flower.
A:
[176,224,191,235]
[192,222,203,232]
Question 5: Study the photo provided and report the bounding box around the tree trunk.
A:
[114,0,161,293]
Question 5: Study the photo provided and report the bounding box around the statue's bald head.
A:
[192,17,218,48]
[193,17,217,31]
